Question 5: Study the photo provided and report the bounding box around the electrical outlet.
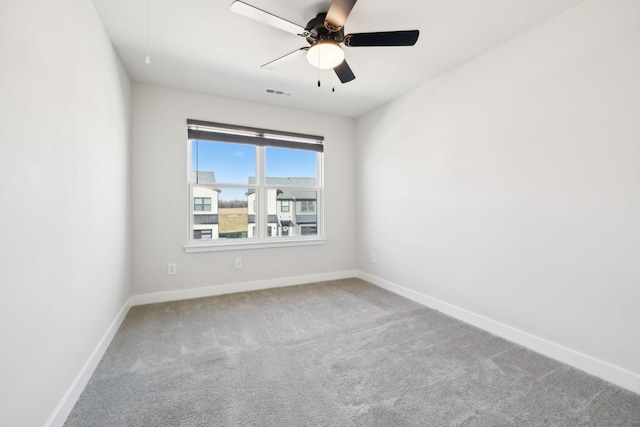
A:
[371,253,376,264]
[235,258,242,269]
[168,263,177,275]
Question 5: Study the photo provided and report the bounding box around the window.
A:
[186,119,324,251]
[193,229,212,239]
[194,197,211,211]
[301,225,317,235]
[299,200,316,213]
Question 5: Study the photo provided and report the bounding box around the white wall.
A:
[357,0,640,389]
[0,0,131,425]
[131,84,356,296]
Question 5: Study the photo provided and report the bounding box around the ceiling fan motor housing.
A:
[305,13,344,45]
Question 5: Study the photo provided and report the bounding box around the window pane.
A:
[218,187,251,239]
[265,147,317,186]
[298,200,316,213]
[272,189,317,237]
[194,196,212,211]
[192,141,255,184]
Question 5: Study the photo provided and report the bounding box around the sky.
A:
[192,140,317,202]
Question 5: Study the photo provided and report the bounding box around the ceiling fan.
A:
[230,0,419,84]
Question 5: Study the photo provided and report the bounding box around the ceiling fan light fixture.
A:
[306,40,344,69]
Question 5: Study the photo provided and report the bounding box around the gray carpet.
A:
[65,278,640,426]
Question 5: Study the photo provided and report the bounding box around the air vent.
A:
[265,88,294,97]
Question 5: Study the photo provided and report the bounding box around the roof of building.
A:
[193,214,219,224]
[295,215,317,224]
[247,214,279,224]
[192,171,216,184]
[248,177,317,186]
[276,190,316,200]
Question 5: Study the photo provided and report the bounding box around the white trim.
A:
[46,300,132,427]
[130,270,357,306]
[49,270,639,427]
[357,271,640,395]
[46,270,354,425]
[184,237,326,253]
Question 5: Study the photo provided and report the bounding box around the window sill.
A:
[184,237,326,253]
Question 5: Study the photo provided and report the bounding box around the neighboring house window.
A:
[194,197,211,211]
[194,229,212,239]
[301,225,317,235]
[187,119,323,247]
[299,200,316,213]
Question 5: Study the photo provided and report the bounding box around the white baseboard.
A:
[47,270,356,426]
[49,269,638,427]
[357,270,640,395]
[46,299,132,427]
[129,270,358,306]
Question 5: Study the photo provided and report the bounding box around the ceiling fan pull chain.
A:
[145,0,151,64]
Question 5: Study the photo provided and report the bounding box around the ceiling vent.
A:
[265,88,294,97]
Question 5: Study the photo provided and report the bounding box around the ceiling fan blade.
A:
[230,1,309,37]
[334,60,355,83]
[261,48,307,70]
[325,0,358,32]
[344,30,419,47]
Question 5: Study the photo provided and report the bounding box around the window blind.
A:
[187,119,324,153]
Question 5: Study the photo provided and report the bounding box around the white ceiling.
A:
[91,0,585,118]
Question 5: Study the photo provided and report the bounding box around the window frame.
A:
[184,120,326,253]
